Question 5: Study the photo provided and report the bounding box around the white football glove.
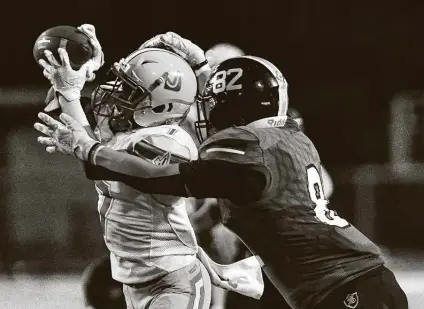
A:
[77,24,105,82]
[140,32,209,75]
[44,86,60,112]
[39,48,91,102]
[44,24,104,111]
[34,112,98,161]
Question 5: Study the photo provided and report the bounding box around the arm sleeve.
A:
[82,125,270,202]
[83,161,189,196]
[179,160,269,203]
[82,155,268,204]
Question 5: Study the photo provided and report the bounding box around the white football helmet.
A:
[92,48,198,136]
[205,43,245,69]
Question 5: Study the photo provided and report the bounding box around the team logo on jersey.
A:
[167,128,177,135]
[152,151,172,165]
[164,71,182,92]
[267,117,286,127]
[343,292,359,309]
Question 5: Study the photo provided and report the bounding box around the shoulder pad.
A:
[199,127,263,164]
[129,126,198,165]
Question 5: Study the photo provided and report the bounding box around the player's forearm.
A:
[86,147,267,201]
[92,145,179,178]
[58,94,99,176]
[196,67,212,93]
[83,157,189,198]
[58,95,98,140]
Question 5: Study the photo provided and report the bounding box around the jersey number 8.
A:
[212,68,243,94]
[306,164,350,228]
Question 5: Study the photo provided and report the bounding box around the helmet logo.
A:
[164,71,182,92]
[152,151,172,165]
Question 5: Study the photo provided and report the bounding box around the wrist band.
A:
[193,60,208,71]
[87,142,101,165]
[91,144,105,166]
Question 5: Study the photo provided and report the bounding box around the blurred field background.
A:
[0,253,423,309]
[3,0,424,307]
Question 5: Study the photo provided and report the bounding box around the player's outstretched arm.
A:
[35,112,269,202]
[88,144,268,202]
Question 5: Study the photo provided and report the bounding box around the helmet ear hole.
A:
[152,103,174,114]
[152,105,165,113]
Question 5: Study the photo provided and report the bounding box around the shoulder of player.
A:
[201,126,259,146]
[128,125,192,143]
[129,125,198,162]
[199,126,263,163]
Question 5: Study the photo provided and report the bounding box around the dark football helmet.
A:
[195,56,288,142]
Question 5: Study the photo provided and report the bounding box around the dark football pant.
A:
[122,259,211,309]
[315,266,408,309]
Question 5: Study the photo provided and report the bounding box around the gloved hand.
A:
[44,24,104,112]
[44,86,60,112]
[140,32,209,75]
[39,48,91,102]
[34,112,98,161]
[77,24,104,82]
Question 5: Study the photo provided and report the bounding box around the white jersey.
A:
[94,125,198,284]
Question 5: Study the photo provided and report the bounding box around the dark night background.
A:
[0,1,423,307]
[5,0,424,164]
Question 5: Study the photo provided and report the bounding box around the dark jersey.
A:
[198,118,384,309]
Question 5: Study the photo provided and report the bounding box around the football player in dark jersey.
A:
[35,33,408,309]
[287,107,334,198]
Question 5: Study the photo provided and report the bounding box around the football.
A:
[33,25,93,70]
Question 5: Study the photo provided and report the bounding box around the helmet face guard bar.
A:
[194,81,217,143]
[92,64,170,132]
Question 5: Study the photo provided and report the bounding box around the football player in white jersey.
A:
[37,26,212,309]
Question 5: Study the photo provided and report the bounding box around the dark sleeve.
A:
[82,158,268,204]
[179,160,268,204]
[82,161,189,197]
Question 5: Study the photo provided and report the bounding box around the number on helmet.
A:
[211,68,243,94]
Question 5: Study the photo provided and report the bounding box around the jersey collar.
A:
[246,116,287,129]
